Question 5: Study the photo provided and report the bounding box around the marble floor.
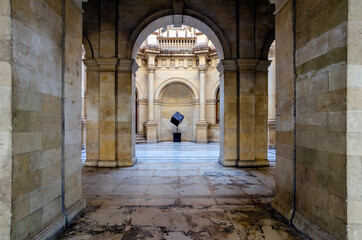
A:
[58,143,304,240]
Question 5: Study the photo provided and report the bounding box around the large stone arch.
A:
[128,14,229,60]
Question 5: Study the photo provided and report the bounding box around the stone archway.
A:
[130,14,226,154]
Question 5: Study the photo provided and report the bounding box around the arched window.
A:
[216,87,220,123]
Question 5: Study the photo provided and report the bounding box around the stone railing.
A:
[158,38,196,51]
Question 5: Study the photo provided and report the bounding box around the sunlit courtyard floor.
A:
[58,142,304,240]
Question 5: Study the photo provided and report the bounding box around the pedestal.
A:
[145,121,158,143]
[196,122,208,143]
[173,133,181,142]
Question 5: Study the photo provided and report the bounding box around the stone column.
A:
[148,67,155,121]
[97,57,118,167]
[83,59,100,167]
[254,61,271,164]
[218,60,238,166]
[144,52,158,143]
[195,53,208,143]
[116,59,138,167]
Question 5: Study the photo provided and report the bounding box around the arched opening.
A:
[267,41,276,163]
[132,16,225,161]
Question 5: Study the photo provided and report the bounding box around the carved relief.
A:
[161,59,166,66]
[170,59,175,67]
[179,59,184,67]
[188,59,193,67]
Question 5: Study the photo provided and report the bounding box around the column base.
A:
[196,122,208,143]
[85,158,137,168]
[84,159,99,167]
[145,121,158,143]
[218,157,269,167]
[98,160,117,167]
[237,159,269,167]
[117,157,137,167]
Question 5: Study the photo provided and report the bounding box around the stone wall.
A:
[0,1,12,239]
[347,0,362,238]
[272,0,295,222]
[271,0,362,239]
[294,0,348,238]
[0,0,85,239]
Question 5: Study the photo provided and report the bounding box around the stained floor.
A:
[58,142,305,240]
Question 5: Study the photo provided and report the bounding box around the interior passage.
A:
[58,143,303,239]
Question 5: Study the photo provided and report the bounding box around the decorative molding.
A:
[118,59,139,73]
[237,59,258,71]
[220,59,238,72]
[256,60,272,73]
[96,58,118,72]
[83,59,99,72]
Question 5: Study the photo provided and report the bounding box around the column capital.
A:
[95,57,118,71]
[144,48,160,58]
[83,59,99,72]
[236,59,259,71]
[217,59,238,74]
[198,66,207,72]
[147,66,156,72]
[117,59,139,73]
[256,60,272,73]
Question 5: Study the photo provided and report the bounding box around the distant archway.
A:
[130,15,227,60]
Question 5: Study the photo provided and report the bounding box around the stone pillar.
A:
[254,61,271,164]
[195,53,208,143]
[147,67,155,121]
[199,67,206,121]
[218,59,269,167]
[97,58,118,167]
[116,59,138,166]
[237,59,258,167]
[218,60,238,166]
[84,59,100,167]
[144,52,158,143]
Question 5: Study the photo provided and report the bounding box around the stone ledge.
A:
[29,199,86,240]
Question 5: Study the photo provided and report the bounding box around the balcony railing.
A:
[158,38,196,51]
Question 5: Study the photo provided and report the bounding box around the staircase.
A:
[135,134,147,144]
